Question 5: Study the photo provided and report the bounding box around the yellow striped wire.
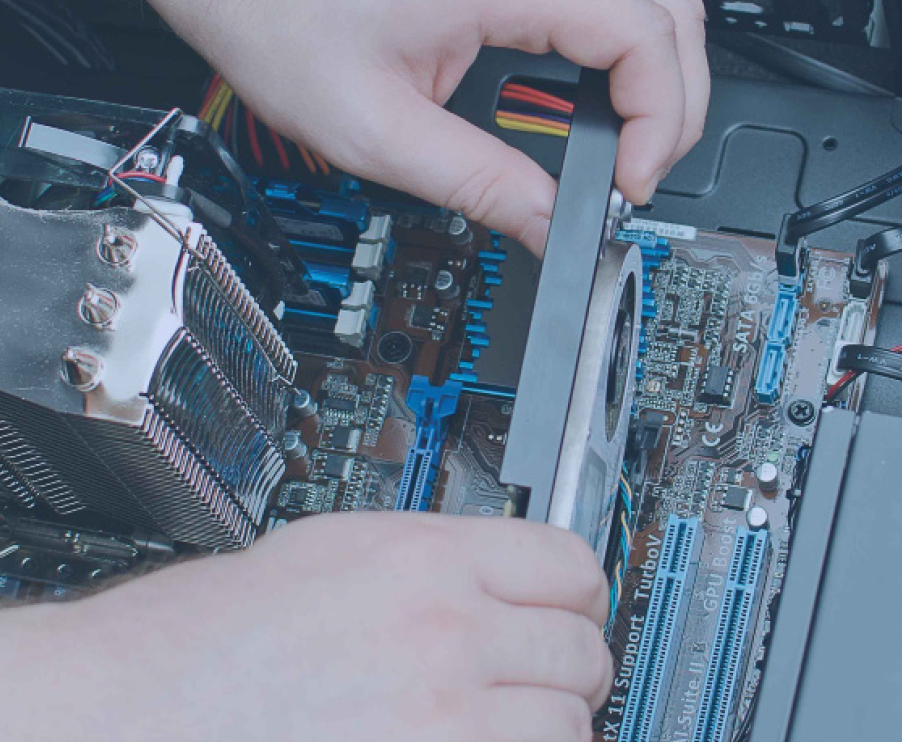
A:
[200,81,226,121]
[202,82,231,125]
[210,87,234,131]
[495,117,569,138]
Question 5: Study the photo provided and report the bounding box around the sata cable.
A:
[786,163,902,241]
[836,344,902,383]
[856,226,902,272]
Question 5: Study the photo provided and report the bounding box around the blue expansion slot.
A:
[395,378,462,511]
[754,341,786,404]
[618,516,704,742]
[766,288,798,347]
[691,527,770,742]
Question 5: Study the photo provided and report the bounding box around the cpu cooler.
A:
[0,199,296,549]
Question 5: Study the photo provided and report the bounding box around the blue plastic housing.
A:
[755,341,786,404]
[692,527,770,742]
[619,516,703,742]
[767,289,799,347]
[395,378,462,511]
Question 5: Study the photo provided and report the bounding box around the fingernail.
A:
[642,167,670,204]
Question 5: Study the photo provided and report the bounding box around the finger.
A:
[451,517,608,625]
[653,0,710,160]
[481,0,686,204]
[481,685,593,742]
[326,76,556,255]
[488,604,612,705]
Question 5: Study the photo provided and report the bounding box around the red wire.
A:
[245,107,264,168]
[500,90,574,116]
[312,151,331,177]
[504,82,574,110]
[296,145,317,175]
[267,127,291,172]
[199,73,221,117]
[117,171,167,183]
[502,83,574,114]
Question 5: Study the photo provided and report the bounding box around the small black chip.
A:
[723,485,751,511]
[409,304,434,329]
[402,265,430,288]
[699,364,734,405]
[323,455,353,480]
[330,426,362,452]
[324,397,356,412]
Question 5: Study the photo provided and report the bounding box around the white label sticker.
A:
[625,218,697,241]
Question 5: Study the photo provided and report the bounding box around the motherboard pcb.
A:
[270,221,882,742]
[596,231,882,742]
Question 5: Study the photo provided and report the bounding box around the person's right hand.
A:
[1,513,612,742]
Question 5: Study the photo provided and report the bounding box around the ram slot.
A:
[692,527,770,742]
[618,515,703,742]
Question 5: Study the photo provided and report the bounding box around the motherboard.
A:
[265,218,882,742]
[0,89,887,742]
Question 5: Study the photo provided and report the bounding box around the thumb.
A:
[335,81,557,255]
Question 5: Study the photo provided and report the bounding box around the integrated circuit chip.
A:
[723,485,752,511]
[323,455,354,480]
[699,363,734,405]
[324,397,356,412]
[330,426,362,452]
[409,303,435,330]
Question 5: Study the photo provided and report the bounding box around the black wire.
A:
[786,163,902,241]
[836,344,902,383]
[856,226,902,272]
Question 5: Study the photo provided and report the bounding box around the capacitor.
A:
[283,431,308,461]
[290,388,318,419]
[134,146,161,173]
[756,462,780,492]
[448,214,473,246]
[434,269,459,300]
[747,506,769,530]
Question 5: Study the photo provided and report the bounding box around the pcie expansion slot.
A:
[394,378,462,511]
[618,516,703,742]
[691,527,770,742]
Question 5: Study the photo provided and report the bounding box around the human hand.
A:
[1,513,612,741]
[149,0,708,254]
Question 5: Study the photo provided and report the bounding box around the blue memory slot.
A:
[619,516,704,742]
[692,527,770,742]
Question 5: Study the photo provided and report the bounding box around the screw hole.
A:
[822,137,838,152]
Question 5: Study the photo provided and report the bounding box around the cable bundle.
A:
[606,469,634,633]
[199,74,331,177]
[495,81,573,138]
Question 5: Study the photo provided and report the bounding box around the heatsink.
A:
[0,200,295,548]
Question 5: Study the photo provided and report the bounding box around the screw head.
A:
[60,347,104,391]
[97,225,138,268]
[78,284,120,329]
[787,399,816,426]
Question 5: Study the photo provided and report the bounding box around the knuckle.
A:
[578,619,609,691]
[560,530,605,597]
[686,0,708,23]
[446,161,507,225]
[555,693,593,741]
[646,2,677,39]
